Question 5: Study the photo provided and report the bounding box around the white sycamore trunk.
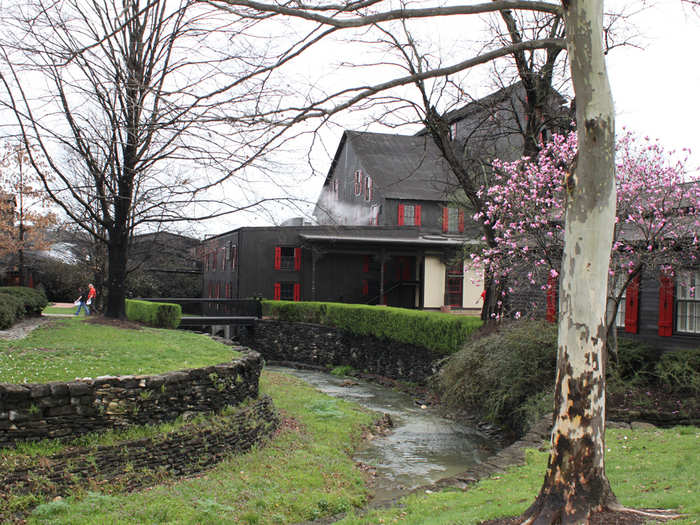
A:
[522,0,617,523]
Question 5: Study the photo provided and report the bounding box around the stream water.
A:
[267,366,497,502]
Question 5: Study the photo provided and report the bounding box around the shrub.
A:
[610,337,659,382]
[434,320,558,436]
[654,349,700,395]
[34,259,91,302]
[125,299,181,329]
[0,295,22,329]
[0,286,49,315]
[262,300,482,355]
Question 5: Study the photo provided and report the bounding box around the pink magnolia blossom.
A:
[473,129,699,319]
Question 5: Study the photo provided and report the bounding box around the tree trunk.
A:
[521,1,617,523]
[104,229,128,319]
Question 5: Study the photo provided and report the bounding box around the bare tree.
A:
[203,0,676,522]
[0,0,299,317]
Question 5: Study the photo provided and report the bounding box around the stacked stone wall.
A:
[0,351,262,447]
[0,396,279,511]
[242,320,438,383]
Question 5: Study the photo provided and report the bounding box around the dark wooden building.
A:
[201,225,483,311]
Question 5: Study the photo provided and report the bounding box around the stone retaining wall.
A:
[241,320,438,383]
[0,350,262,447]
[0,396,279,519]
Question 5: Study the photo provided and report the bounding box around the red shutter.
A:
[415,205,421,226]
[274,282,281,300]
[398,204,404,226]
[368,176,373,200]
[458,210,465,233]
[658,275,674,337]
[546,275,557,323]
[294,248,301,271]
[624,276,640,333]
[362,279,368,296]
[363,255,369,273]
[293,283,300,302]
[442,207,449,233]
[274,247,281,270]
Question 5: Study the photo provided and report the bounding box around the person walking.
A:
[87,283,96,308]
[74,287,90,316]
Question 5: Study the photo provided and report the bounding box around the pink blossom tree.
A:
[471,129,699,331]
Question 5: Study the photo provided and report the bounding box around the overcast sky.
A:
[606,0,699,168]
[215,0,698,233]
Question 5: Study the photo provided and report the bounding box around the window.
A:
[364,175,372,201]
[442,207,465,233]
[354,170,363,196]
[676,270,699,334]
[398,203,421,226]
[274,246,301,271]
[369,204,380,225]
[227,242,237,270]
[332,179,339,201]
[616,288,627,328]
[274,282,300,301]
[450,121,458,140]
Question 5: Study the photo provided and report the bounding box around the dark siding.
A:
[620,270,700,351]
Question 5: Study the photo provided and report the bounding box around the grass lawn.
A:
[1,319,697,524]
[42,305,79,315]
[17,371,377,524]
[0,317,240,383]
[334,426,699,525]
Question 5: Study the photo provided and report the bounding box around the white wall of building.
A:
[462,264,484,312]
[424,255,446,308]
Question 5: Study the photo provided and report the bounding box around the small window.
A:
[616,288,627,328]
[274,282,300,301]
[398,203,421,226]
[443,207,465,233]
[677,270,699,334]
[354,170,362,196]
[364,175,372,202]
[450,121,458,140]
[275,246,301,271]
[279,247,295,270]
[369,204,379,225]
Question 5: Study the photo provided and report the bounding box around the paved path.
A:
[0,317,54,340]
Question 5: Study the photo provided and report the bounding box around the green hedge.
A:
[0,286,49,329]
[262,300,482,355]
[125,299,182,329]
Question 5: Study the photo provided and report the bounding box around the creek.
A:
[267,366,499,503]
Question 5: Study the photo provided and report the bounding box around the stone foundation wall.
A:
[1,396,279,509]
[0,351,262,447]
[242,320,438,383]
